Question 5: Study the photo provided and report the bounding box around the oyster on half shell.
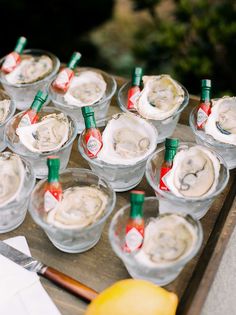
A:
[97,113,157,165]
[0,152,25,207]
[164,145,220,198]
[16,113,70,153]
[5,55,53,84]
[205,97,236,145]
[0,99,11,124]
[134,74,185,120]
[64,71,106,106]
[46,186,108,229]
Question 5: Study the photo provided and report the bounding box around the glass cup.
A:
[0,49,60,110]
[109,197,203,286]
[78,116,158,192]
[0,152,36,233]
[145,142,229,219]
[0,89,16,152]
[189,106,236,170]
[117,80,189,143]
[29,168,116,253]
[4,106,78,179]
[48,67,117,133]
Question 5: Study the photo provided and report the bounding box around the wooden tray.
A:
[1,78,236,315]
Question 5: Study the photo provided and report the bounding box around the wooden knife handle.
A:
[41,266,98,301]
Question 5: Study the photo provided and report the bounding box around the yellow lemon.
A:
[85,279,178,315]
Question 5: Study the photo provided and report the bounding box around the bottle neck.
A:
[201,88,211,102]
[130,202,143,219]
[14,38,27,54]
[84,114,96,129]
[67,53,81,70]
[132,75,142,87]
[164,148,177,163]
[30,99,44,113]
[48,167,60,183]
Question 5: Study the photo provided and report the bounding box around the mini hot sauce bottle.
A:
[44,156,62,212]
[124,190,145,252]
[52,52,81,92]
[159,138,179,191]
[81,106,103,158]
[196,79,212,129]
[127,67,143,110]
[2,37,27,73]
[18,90,48,128]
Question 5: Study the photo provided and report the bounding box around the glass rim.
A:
[0,90,16,127]
[28,167,116,232]
[108,196,203,270]
[48,66,117,109]
[0,49,60,88]
[145,142,230,202]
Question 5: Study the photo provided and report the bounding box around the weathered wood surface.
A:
[0,77,236,315]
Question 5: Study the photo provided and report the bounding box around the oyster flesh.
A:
[64,70,106,106]
[0,152,25,207]
[134,74,185,120]
[164,145,220,198]
[135,214,197,267]
[0,99,10,124]
[16,113,70,153]
[46,186,108,229]
[205,97,236,145]
[97,113,157,165]
[4,55,53,84]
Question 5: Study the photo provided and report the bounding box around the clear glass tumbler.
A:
[49,67,117,133]
[117,80,189,143]
[145,142,229,219]
[109,197,203,286]
[4,107,78,178]
[0,49,60,110]
[29,168,116,253]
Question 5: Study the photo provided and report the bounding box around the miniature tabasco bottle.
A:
[18,90,48,128]
[196,79,212,129]
[81,106,103,158]
[1,37,27,73]
[159,138,179,191]
[52,52,81,92]
[127,67,143,110]
[124,190,145,252]
[44,156,62,212]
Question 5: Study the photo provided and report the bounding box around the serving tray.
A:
[1,77,236,315]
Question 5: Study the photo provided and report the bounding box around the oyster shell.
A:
[0,99,10,124]
[164,145,220,198]
[134,74,185,120]
[46,186,108,229]
[5,55,53,84]
[0,152,25,207]
[135,214,197,267]
[205,97,236,145]
[97,113,157,165]
[64,71,106,106]
[16,113,70,153]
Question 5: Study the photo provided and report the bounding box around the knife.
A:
[0,240,98,301]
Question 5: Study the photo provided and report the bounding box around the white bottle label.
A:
[3,54,17,70]
[44,191,59,212]
[87,135,102,155]
[55,70,70,86]
[197,108,208,127]
[129,90,141,106]
[18,114,31,128]
[125,227,143,252]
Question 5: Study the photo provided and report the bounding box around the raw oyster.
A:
[134,74,185,120]
[46,186,108,229]
[0,99,10,124]
[164,145,220,198]
[205,97,236,145]
[0,152,25,207]
[16,113,70,153]
[135,214,197,267]
[64,71,106,106]
[4,55,53,84]
[97,113,157,165]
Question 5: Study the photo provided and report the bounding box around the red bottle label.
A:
[127,86,141,110]
[197,102,211,129]
[18,110,39,128]
[83,129,103,158]
[44,183,62,212]
[124,219,144,252]
[159,167,171,191]
[2,51,21,73]
[53,68,74,92]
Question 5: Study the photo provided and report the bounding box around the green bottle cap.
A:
[14,37,27,54]
[31,90,48,112]
[130,190,145,203]
[201,79,211,88]
[131,67,143,86]
[165,138,179,149]
[47,156,60,182]
[82,106,96,129]
[130,190,145,218]
[82,106,93,117]
[67,52,82,70]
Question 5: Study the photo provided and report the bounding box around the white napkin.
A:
[0,236,61,315]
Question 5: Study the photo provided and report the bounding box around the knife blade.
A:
[0,240,98,301]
